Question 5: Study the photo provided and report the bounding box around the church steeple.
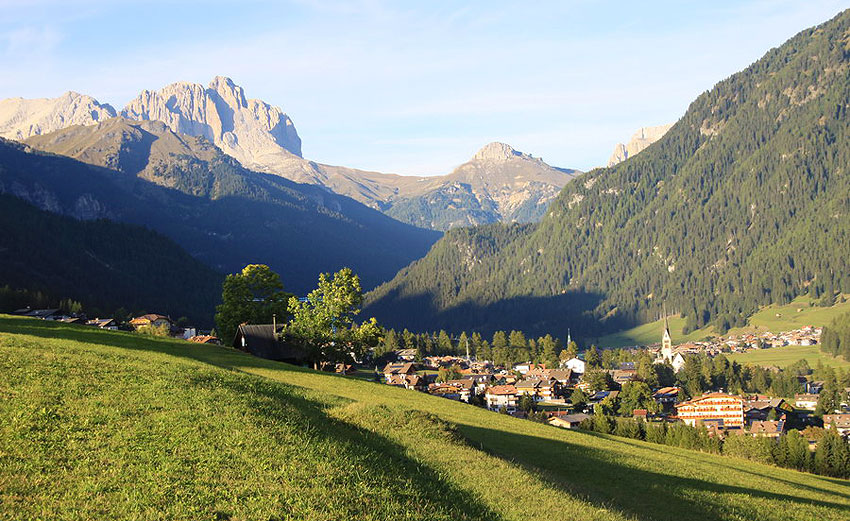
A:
[661,303,673,362]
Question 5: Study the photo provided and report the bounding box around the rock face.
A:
[385,142,578,230]
[0,92,116,140]
[121,76,302,166]
[607,124,673,166]
[1,77,580,230]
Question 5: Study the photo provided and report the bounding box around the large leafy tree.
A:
[215,264,292,343]
[285,268,380,367]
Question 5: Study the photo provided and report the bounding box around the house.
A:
[233,324,306,363]
[744,398,792,422]
[513,362,534,375]
[794,393,819,410]
[611,369,638,386]
[383,362,417,381]
[428,383,464,401]
[671,353,686,373]
[564,358,586,374]
[653,387,680,405]
[387,374,427,391]
[395,348,417,361]
[445,379,476,402]
[188,335,222,345]
[633,409,649,421]
[485,385,518,412]
[86,318,117,330]
[675,393,745,428]
[807,381,824,394]
[129,314,172,330]
[548,413,591,429]
[58,317,86,324]
[24,309,60,319]
[747,418,786,438]
[548,368,574,387]
[516,377,560,402]
[823,414,850,437]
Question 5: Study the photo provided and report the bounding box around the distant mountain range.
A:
[1,121,439,296]
[0,77,579,231]
[365,9,850,339]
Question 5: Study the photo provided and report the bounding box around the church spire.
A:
[661,303,673,361]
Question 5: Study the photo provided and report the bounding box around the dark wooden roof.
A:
[233,324,307,363]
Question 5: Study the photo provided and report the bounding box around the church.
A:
[656,308,686,373]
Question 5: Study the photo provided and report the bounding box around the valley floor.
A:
[1,315,848,521]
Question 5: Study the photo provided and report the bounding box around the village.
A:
[13,306,850,446]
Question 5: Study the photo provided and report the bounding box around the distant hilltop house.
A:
[129,314,172,330]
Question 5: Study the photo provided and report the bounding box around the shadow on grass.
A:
[456,423,850,521]
[2,317,502,520]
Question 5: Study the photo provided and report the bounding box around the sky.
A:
[1,0,847,175]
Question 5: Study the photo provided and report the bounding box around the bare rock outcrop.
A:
[607,124,673,166]
[0,92,116,140]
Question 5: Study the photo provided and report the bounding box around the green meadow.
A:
[598,295,850,350]
[1,315,848,521]
[727,344,850,370]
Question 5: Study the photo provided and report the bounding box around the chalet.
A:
[675,393,745,428]
[513,362,534,375]
[823,414,850,437]
[444,379,476,402]
[188,335,222,345]
[383,362,417,381]
[633,409,649,421]
[548,413,591,429]
[611,369,638,386]
[548,368,574,386]
[515,377,559,402]
[653,387,680,405]
[794,393,819,410]
[564,358,586,374]
[395,348,417,361]
[807,381,825,394]
[233,324,306,363]
[24,308,60,319]
[485,385,518,412]
[129,314,172,330]
[387,374,427,391]
[747,418,786,438]
[428,383,463,401]
[743,398,792,422]
[86,318,117,330]
[58,317,85,324]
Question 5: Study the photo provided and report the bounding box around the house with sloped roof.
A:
[129,314,172,330]
[747,418,786,438]
[383,362,417,381]
[233,324,306,363]
[485,385,518,412]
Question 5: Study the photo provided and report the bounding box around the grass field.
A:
[1,315,848,520]
[727,344,850,370]
[598,295,850,350]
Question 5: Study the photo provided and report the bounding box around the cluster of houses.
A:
[646,326,822,361]
[380,319,849,441]
[10,308,221,345]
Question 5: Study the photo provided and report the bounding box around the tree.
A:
[285,268,378,367]
[583,369,614,393]
[215,264,291,343]
[785,430,811,471]
[585,346,601,368]
[518,394,537,413]
[565,340,579,360]
[437,330,453,354]
[436,365,462,383]
[618,381,659,416]
[539,335,558,368]
[570,388,589,410]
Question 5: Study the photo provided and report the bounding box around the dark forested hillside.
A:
[1,121,440,294]
[366,10,850,339]
[0,194,221,323]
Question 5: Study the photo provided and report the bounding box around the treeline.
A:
[581,412,850,479]
[821,311,850,361]
[366,10,850,339]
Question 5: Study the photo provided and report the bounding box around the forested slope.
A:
[0,195,221,322]
[366,9,850,338]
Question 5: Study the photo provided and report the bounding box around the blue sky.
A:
[1,0,847,174]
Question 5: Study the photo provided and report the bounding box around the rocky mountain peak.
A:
[120,76,302,164]
[472,142,526,162]
[607,123,673,167]
[0,91,116,141]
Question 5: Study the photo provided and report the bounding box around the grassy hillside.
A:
[727,345,850,370]
[1,315,848,520]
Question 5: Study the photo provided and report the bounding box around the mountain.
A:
[384,143,578,230]
[0,193,221,323]
[4,122,439,294]
[0,91,116,140]
[606,124,673,166]
[115,77,578,229]
[365,9,850,339]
